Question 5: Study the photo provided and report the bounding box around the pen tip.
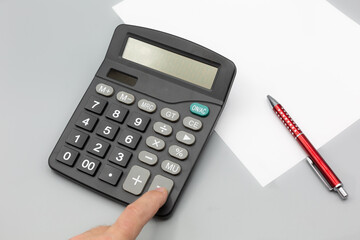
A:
[267,95,279,108]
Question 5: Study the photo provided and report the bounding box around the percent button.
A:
[169,145,188,160]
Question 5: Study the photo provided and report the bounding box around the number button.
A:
[126,112,150,132]
[56,146,79,166]
[96,121,119,140]
[108,147,132,167]
[76,156,100,176]
[106,104,129,124]
[75,112,98,131]
[66,129,89,149]
[99,165,122,186]
[86,138,110,158]
[117,129,142,149]
[85,96,108,114]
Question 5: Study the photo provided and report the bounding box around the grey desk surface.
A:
[1,1,359,239]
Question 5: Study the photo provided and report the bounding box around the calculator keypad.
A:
[51,81,218,217]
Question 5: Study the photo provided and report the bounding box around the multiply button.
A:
[146,136,165,151]
[123,165,150,195]
[138,99,157,113]
[96,83,114,97]
[183,116,202,131]
[161,108,179,122]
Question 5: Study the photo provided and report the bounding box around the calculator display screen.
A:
[122,38,218,89]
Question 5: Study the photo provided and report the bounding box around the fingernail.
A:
[155,187,168,195]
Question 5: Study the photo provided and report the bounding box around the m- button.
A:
[183,116,202,131]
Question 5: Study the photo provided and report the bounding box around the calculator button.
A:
[146,136,165,151]
[161,160,181,175]
[138,99,157,113]
[96,121,119,140]
[118,129,142,149]
[183,116,202,131]
[66,129,89,149]
[117,91,135,105]
[106,104,129,124]
[123,165,150,195]
[190,102,209,117]
[161,108,180,122]
[176,131,195,145]
[108,147,132,167]
[75,112,98,131]
[153,122,172,136]
[96,83,114,97]
[76,156,101,176]
[86,138,110,158]
[126,112,150,132]
[169,145,188,160]
[85,96,108,115]
[56,146,79,166]
[99,165,122,186]
[148,175,174,194]
[138,151,158,166]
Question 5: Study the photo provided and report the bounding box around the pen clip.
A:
[306,157,333,191]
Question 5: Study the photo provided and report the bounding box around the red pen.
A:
[267,95,348,199]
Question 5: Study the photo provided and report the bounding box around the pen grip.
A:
[273,104,302,138]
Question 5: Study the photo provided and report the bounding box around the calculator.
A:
[48,24,236,217]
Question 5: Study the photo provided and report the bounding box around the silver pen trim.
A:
[306,157,333,191]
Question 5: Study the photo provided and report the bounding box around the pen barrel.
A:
[296,134,341,188]
[273,104,302,138]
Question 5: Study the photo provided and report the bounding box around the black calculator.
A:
[48,24,236,217]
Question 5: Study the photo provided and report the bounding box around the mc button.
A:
[183,116,202,131]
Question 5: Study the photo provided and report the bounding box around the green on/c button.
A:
[190,103,209,117]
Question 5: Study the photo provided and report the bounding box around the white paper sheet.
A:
[113,0,360,186]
